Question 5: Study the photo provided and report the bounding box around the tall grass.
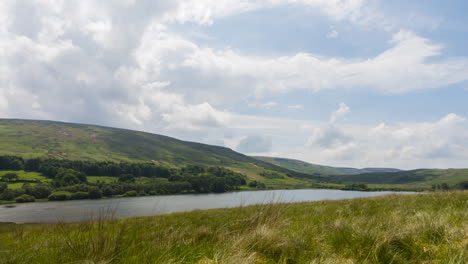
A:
[0,191,466,263]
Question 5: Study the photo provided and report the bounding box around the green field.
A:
[0,192,466,263]
[0,170,49,182]
[0,170,49,190]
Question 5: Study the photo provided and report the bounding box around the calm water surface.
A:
[0,189,411,223]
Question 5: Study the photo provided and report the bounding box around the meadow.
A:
[0,191,466,263]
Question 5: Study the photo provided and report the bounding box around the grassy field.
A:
[0,170,49,189]
[0,170,49,182]
[0,191,466,263]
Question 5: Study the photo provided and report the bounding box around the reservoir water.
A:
[0,189,411,223]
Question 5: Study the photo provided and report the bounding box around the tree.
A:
[441,183,450,191]
[88,186,102,199]
[118,174,136,183]
[54,168,87,186]
[0,182,7,192]
[2,173,18,182]
[458,181,468,190]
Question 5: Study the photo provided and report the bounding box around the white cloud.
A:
[326,29,338,38]
[236,134,272,153]
[330,103,350,123]
[249,101,278,109]
[306,125,353,148]
[0,0,467,169]
[287,104,304,109]
[162,28,468,97]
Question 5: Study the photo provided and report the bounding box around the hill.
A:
[253,156,400,175]
[0,119,318,184]
[330,168,468,186]
[1,192,466,263]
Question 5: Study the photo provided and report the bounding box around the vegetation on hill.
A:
[330,168,468,186]
[0,155,250,203]
[0,119,322,184]
[253,156,400,175]
[0,192,466,263]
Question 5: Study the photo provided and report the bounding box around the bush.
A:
[15,194,36,203]
[48,191,73,201]
[88,186,103,199]
[123,190,138,197]
[0,182,7,192]
[71,191,89,200]
[2,173,18,182]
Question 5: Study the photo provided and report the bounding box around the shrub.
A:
[15,194,36,203]
[123,190,138,197]
[0,182,7,192]
[88,186,103,199]
[48,191,73,201]
[71,191,89,200]
[2,173,18,182]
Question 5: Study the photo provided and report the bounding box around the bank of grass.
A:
[1,191,467,263]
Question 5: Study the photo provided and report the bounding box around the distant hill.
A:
[253,156,400,175]
[329,169,468,186]
[0,119,318,182]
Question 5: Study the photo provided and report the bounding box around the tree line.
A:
[0,155,247,202]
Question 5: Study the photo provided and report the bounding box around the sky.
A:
[1,0,468,169]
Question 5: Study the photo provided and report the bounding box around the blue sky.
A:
[1,0,468,169]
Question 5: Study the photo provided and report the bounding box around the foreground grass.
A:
[0,192,467,263]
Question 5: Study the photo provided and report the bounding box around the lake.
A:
[0,189,411,223]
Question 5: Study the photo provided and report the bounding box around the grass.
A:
[6,182,37,189]
[0,170,49,182]
[0,191,466,263]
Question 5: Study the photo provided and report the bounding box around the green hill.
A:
[330,168,468,186]
[0,119,317,184]
[253,156,400,175]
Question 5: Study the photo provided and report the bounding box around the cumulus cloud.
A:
[0,0,467,169]
[236,134,272,153]
[306,125,353,148]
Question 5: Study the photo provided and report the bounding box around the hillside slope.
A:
[330,168,468,186]
[253,156,400,175]
[0,119,317,182]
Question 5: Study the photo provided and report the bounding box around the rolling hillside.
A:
[0,119,318,183]
[253,156,400,175]
[329,168,468,186]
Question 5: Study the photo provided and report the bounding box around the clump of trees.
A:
[431,181,468,191]
[1,173,18,182]
[0,155,248,203]
[343,183,369,191]
[248,181,266,189]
